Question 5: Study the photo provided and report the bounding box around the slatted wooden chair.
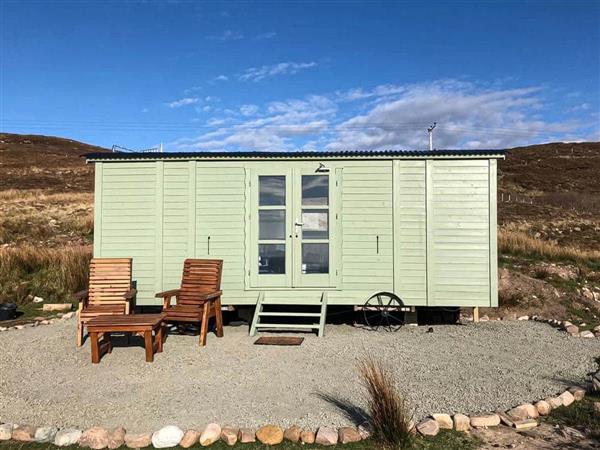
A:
[155,259,224,346]
[76,258,136,347]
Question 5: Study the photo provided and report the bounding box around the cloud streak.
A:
[239,61,317,82]
[166,97,199,108]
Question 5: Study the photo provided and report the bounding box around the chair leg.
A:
[77,319,84,347]
[199,303,209,346]
[215,298,224,338]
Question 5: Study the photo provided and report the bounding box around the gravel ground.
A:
[0,319,599,433]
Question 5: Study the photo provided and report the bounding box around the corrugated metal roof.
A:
[85,149,505,161]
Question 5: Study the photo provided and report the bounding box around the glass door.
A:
[250,170,292,287]
[293,171,332,287]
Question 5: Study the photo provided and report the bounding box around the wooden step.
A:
[255,323,320,329]
[258,312,322,317]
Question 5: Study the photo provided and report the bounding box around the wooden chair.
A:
[76,258,136,347]
[156,259,224,346]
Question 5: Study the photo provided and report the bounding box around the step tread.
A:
[258,312,322,317]
[255,323,320,329]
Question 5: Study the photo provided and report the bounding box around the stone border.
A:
[518,314,600,339]
[0,311,74,332]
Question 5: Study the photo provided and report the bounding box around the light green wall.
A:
[94,157,498,307]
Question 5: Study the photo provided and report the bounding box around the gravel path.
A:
[0,319,599,432]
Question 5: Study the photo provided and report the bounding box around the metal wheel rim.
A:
[363,293,404,332]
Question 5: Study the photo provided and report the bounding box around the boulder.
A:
[416,419,439,437]
[237,428,255,443]
[80,427,110,449]
[151,426,184,448]
[453,414,470,432]
[517,315,529,321]
[432,413,453,429]
[256,425,284,445]
[300,429,315,444]
[315,427,338,445]
[124,433,152,449]
[108,427,126,449]
[12,425,37,442]
[338,427,361,444]
[199,424,221,447]
[580,330,595,338]
[0,424,12,440]
[534,400,551,416]
[55,429,83,447]
[42,303,72,312]
[470,414,500,428]
[35,426,59,443]
[179,430,200,448]
[569,386,586,401]
[220,427,238,446]
[559,391,575,407]
[546,397,563,409]
[283,425,301,442]
[506,404,539,421]
[565,325,579,335]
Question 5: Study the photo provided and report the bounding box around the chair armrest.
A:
[199,290,223,302]
[155,289,180,298]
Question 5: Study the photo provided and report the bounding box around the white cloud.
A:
[214,75,229,82]
[255,31,277,40]
[239,61,317,82]
[167,80,589,152]
[206,29,244,41]
[205,96,220,102]
[166,97,199,108]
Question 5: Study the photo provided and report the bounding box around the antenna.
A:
[427,122,437,151]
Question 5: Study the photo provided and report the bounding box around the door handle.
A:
[295,222,304,227]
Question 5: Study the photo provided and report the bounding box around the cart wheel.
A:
[363,292,404,331]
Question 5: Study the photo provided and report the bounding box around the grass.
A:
[499,228,600,268]
[358,355,413,449]
[0,431,479,450]
[0,245,91,309]
[543,392,600,440]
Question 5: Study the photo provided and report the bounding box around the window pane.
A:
[259,244,285,274]
[302,209,328,239]
[302,243,329,274]
[302,175,328,206]
[259,210,285,240]
[259,176,286,206]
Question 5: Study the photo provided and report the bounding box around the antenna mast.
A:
[427,122,437,151]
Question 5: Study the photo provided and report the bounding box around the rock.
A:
[534,400,551,416]
[199,424,221,447]
[256,425,284,445]
[568,386,586,400]
[582,287,595,301]
[513,419,538,430]
[220,427,238,446]
[62,311,75,320]
[124,433,152,449]
[283,425,301,442]
[179,430,200,448]
[33,296,44,303]
[151,426,184,448]
[237,429,255,444]
[35,426,59,443]
[507,404,539,421]
[432,413,453,429]
[593,402,600,413]
[517,315,529,321]
[580,330,595,338]
[0,423,13,440]
[565,325,579,335]
[315,427,338,445]
[55,429,83,447]
[108,427,126,449]
[80,427,110,449]
[42,303,72,312]
[300,429,315,444]
[559,390,575,407]
[416,419,439,436]
[453,414,471,432]
[12,425,36,442]
[594,325,600,333]
[357,422,371,439]
[546,397,563,409]
[338,427,361,444]
[470,414,501,428]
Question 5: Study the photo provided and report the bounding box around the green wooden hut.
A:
[85,149,503,334]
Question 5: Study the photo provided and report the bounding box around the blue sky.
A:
[1,0,598,151]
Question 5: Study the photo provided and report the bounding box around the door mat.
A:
[254,336,304,346]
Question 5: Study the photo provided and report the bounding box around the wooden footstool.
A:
[86,314,165,363]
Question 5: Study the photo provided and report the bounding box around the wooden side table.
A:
[86,314,165,363]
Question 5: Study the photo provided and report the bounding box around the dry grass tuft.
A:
[359,355,414,449]
[0,245,92,304]
[499,228,600,263]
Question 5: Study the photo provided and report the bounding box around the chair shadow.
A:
[314,391,370,426]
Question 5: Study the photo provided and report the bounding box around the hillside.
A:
[0,133,108,192]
